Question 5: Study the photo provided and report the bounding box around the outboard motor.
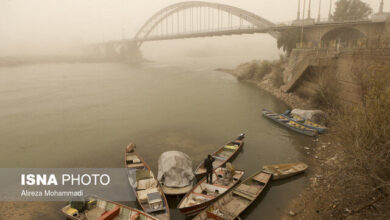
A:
[237,133,245,141]
[283,110,292,116]
[70,197,86,212]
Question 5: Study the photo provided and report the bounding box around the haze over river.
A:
[0,56,314,219]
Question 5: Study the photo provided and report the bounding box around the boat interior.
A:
[264,163,308,176]
[204,172,271,220]
[195,142,241,175]
[62,198,154,220]
[293,114,326,128]
[264,111,290,122]
[126,151,168,219]
[180,168,244,208]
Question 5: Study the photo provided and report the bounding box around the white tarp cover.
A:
[291,109,327,124]
[157,151,194,187]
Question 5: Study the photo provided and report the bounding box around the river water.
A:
[0,57,314,219]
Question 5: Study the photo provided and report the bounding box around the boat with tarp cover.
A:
[157,151,195,195]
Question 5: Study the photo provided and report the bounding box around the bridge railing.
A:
[316,16,371,24]
[296,36,390,50]
[144,25,260,39]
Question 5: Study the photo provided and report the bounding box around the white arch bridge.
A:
[90,1,279,59]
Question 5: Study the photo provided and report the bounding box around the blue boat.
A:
[282,110,327,134]
[262,109,317,137]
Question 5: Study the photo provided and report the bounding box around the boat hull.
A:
[61,196,158,220]
[192,171,272,220]
[283,113,327,134]
[179,168,245,217]
[161,184,193,195]
[263,162,308,180]
[262,109,317,137]
[125,145,170,220]
[194,136,244,180]
[179,200,212,216]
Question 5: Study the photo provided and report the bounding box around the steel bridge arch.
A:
[134,1,277,48]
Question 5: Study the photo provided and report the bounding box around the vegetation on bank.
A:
[230,55,390,219]
[234,55,286,87]
[308,61,390,219]
[277,29,302,56]
[333,0,372,21]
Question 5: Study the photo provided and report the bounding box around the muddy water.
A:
[0,58,314,219]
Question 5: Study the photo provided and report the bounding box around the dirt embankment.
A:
[216,59,312,110]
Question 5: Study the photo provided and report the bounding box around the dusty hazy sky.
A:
[0,0,388,56]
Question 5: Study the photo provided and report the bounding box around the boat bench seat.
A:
[97,205,120,220]
[252,173,270,184]
[212,156,226,160]
[192,192,215,199]
[205,183,229,189]
[147,191,164,212]
[137,188,159,203]
[126,155,141,164]
[127,163,144,169]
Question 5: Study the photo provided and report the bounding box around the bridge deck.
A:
[138,28,270,42]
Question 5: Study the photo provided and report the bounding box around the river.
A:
[0,56,314,219]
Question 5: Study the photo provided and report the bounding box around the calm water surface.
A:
[0,58,314,219]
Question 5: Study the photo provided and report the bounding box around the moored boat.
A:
[157,151,195,195]
[61,195,158,220]
[194,134,245,179]
[177,165,245,216]
[193,170,272,220]
[125,144,170,220]
[161,184,193,195]
[262,109,317,137]
[262,162,308,180]
[283,112,327,134]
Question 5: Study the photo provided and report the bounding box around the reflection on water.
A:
[0,59,314,219]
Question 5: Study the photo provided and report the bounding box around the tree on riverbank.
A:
[277,29,301,56]
[333,0,372,21]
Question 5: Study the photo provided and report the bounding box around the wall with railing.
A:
[296,36,390,50]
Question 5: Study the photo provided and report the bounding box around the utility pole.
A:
[308,0,312,19]
[317,0,322,22]
[328,0,332,21]
[379,0,384,13]
[297,0,301,20]
[301,0,306,46]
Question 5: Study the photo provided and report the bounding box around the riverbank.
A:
[0,55,148,67]
[216,64,312,110]
[218,57,390,219]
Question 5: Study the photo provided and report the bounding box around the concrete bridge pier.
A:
[88,40,143,63]
[118,41,143,62]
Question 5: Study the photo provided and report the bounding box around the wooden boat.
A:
[262,109,317,137]
[61,195,158,220]
[194,134,245,179]
[125,144,170,220]
[161,183,193,195]
[262,162,308,180]
[284,113,327,134]
[177,166,245,216]
[192,170,272,220]
[158,151,195,195]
